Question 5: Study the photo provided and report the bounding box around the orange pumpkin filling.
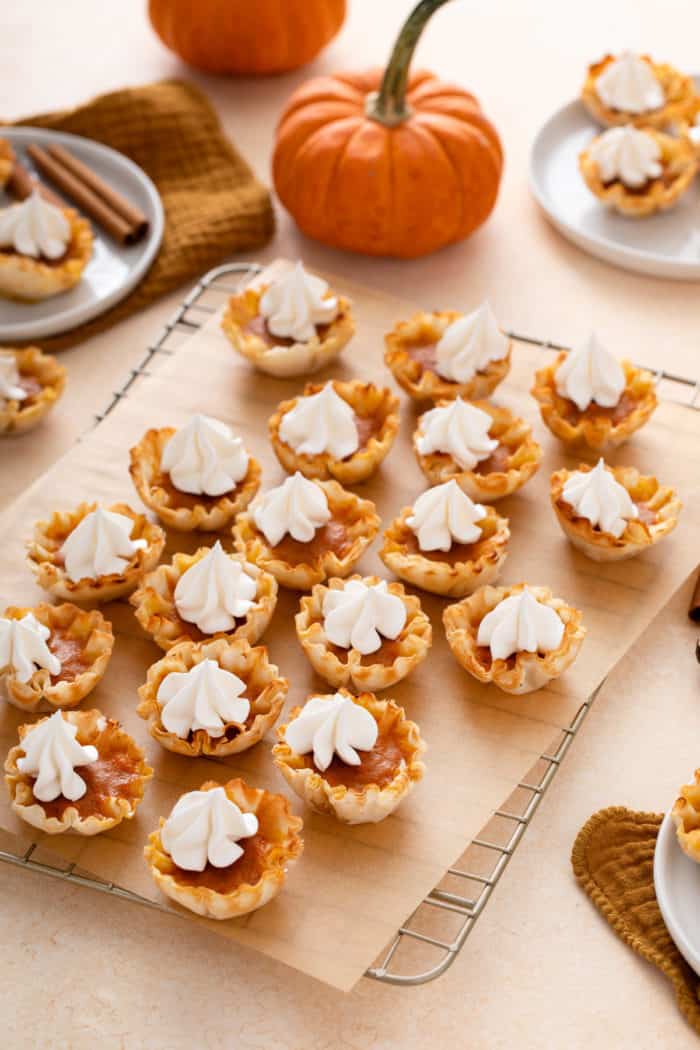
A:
[556,497,657,528]
[48,630,90,685]
[169,834,269,893]
[267,515,353,566]
[244,313,333,348]
[558,390,638,427]
[30,734,142,820]
[300,724,406,789]
[392,518,497,565]
[150,470,241,510]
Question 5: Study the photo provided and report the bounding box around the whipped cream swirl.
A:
[161,415,249,497]
[562,459,638,538]
[174,542,257,634]
[595,51,664,115]
[407,480,486,552]
[589,126,662,189]
[285,693,378,772]
[555,333,625,412]
[477,588,564,661]
[161,786,259,871]
[253,472,330,547]
[322,579,406,656]
[417,398,497,470]
[61,507,147,582]
[436,302,509,383]
[279,382,359,460]
[0,191,70,260]
[17,711,98,802]
[157,658,250,739]
[259,262,339,343]
[0,612,61,683]
[0,354,26,403]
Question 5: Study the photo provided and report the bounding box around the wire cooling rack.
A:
[2,261,699,986]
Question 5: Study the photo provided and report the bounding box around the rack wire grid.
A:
[1,261,698,986]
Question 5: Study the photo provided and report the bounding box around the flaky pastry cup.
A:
[673,770,700,863]
[550,463,681,562]
[233,479,380,591]
[0,207,92,302]
[1,602,114,712]
[28,502,165,603]
[5,708,152,835]
[0,346,66,436]
[273,689,426,824]
[532,355,657,452]
[137,636,287,756]
[414,400,542,502]
[131,547,278,652]
[295,575,432,692]
[269,379,400,485]
[145,777,303,919]
[129,426,262,532]
[381,504,510,598]
[581,54,698,129]
[0,137,14,187]
[579,130,697,217]
[384,310,511,403]
[443,583,586,695]
[221,284,354,378]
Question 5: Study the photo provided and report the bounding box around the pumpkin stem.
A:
[366,0,453,127]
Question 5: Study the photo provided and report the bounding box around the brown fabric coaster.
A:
[572,806,700,1031]
[8,79,275,351]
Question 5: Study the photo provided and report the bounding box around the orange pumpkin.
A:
[272,0,503,258]
[148,0,346,76]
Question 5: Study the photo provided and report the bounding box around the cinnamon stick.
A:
[6,159,64,208]
[689,570,700,623]
[47,143,148,239]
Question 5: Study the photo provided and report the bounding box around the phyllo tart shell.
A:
[673,770,700,863]
[0,137,14,187]
[581,54,698,129]
[0,346,66,436]
[295,575,432,692]
[0,206,92,302]
[145,777,303,919]
[137,637,287,756]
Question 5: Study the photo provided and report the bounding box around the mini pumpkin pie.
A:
[295,575,432,692]
[581,51,697,129]
[145,777,303,919]
[551,458,681,562]
[532,333,657,452]
[414,397,542,501]
[129,413,261,532]
[131,540,277,652]
[233,472,380,591]
[273,689,425,824]
[444,584,585,695]
[673,769,700,863]
[0,137,14,187]
[0,191,92,301]
[384,301,511,402]
[5,709,152,835]
[221,261,354,378]
[28,502,165,603]
[137,636,287,756]
[580,126,697,217]
[0,346,66,436]
[381,480,510,598]
[269,379,400,485]
[0,603,114,713]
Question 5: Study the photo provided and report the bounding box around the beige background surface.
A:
[2,0,700,1045]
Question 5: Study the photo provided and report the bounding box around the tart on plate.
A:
[381,480,510,598]
[137,636,287,756]
[221,261,354,378]
[443,583,586,695]
[5,708,152,835]
[28,502,165,603]
[532,333,657,452]
[145,777,303,919]
[273,689,425,824]
[413,397,542,501]
[129,414,261,532]
[550,459,681,561]
[0,191,92,301]
[581,51,698,129]
[673,770,700,863]
[131,541,278,652]
[0,346,66,436]
[0,603,114,712]
[269,379,400,485]
[233,472,380,590]
[384,301,511,402]
[295,574,432,692]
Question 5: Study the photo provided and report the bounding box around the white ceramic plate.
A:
[654,809,700,974]
[0,127,164,341]
[530,77,700,280]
